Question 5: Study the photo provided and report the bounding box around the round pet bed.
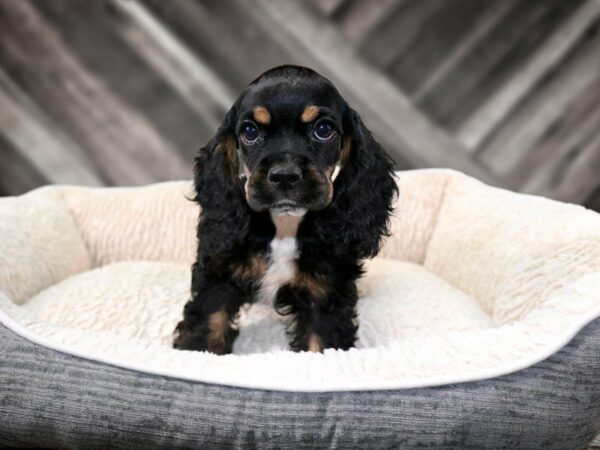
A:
[0,169,599,449]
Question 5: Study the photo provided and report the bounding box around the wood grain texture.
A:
[359,0,445,69]
[416,0,581,131]
[331,0,400,43]
[0,0,189,185]
[479,21,600,181]
[458,0,600,150]
[0,133,49,196]
[387,0,490,96]
[517,77,600,196]
[33,0,214,161]
[0,68,102,187]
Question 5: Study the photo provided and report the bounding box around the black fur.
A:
[174,65,397,354]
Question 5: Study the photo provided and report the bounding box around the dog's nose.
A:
[268,164,302,189]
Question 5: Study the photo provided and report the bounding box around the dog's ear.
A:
[194,103,243,208]
[313,106,398,259]
[194,102,251,259]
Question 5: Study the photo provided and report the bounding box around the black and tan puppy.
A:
[173,65,397,354]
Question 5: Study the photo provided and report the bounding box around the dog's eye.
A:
[241,122,259,144]
[314,120,335,141]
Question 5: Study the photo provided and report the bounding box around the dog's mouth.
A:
[270,201,307,216]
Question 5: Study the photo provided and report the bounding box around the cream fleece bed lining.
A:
[0,169,599,392]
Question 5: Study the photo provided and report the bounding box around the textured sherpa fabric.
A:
[0,187,90,304]
[0,169,599,448]
[19,258,494,353]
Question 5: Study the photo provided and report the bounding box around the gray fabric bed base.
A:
[1,319,599,450]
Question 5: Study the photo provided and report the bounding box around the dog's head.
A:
[195,65,397,258]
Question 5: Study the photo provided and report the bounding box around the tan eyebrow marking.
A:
[301,105,319,123]
[253,106,271,124]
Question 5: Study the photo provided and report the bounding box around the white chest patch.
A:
[255,212,304,306]
[256,237,298,306]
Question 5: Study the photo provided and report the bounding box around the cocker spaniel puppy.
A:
[173,65,397,354]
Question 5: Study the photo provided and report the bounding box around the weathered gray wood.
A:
[388,0,490,96]
[308,0,348,18]
[114,0,234,118]
[0,133,48,196]
[0,69,103,187]
[358,0,445,69]
[0,0,189,185]
[458,0,600,150]
[516,76,600,195]
[585,185,600,213]
[413,0,516,103]
[32,0,213,160]
[333,0,400,43]
[518,86,600,202]
[250,0,500,184]
[544,128,600,204]
[416,0,573,130]
[478,26,600,181]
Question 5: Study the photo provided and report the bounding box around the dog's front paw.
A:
[173,315,238,355]
[172,327,210,352]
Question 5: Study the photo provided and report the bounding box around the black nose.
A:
[268,164,302,189]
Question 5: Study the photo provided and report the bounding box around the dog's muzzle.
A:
[242,153,337,214]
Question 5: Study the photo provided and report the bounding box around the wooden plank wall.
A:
[0,0,599,212]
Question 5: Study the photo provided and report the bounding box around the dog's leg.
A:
[276,276,359,353]
[173,265,245,354]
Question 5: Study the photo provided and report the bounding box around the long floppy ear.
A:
[194,103,250,258]
[313,106,398,259]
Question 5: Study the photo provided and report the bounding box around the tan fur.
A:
[271,214,303,238]
[326,182,334,204]
[231,256,267,281]
[293,271,328,299]
[217,136,239,181]
[340,136,352,167]
[324,166,336,203]
[301,105,319,123]
[253,106,271,125]
[322,136,351,201]
[207,309,228,352]
[308,333,322,352]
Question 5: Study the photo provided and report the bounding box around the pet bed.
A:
[0,169,599,449]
